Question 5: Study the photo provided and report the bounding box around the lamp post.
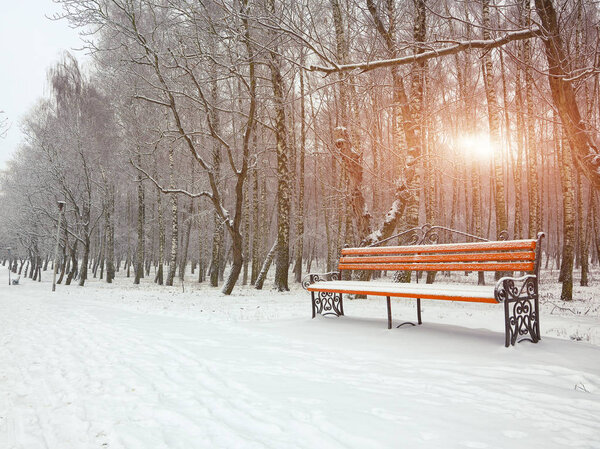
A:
[52,201,66,292]
[6,247,11,286]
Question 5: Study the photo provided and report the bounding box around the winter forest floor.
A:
[0,266,599,449]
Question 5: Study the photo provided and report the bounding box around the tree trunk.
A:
[524,0,539,238]
[197,208,205,283]
[220,2,256,295]
[581,184,593,286]
[559,134,575,301]
[134,159,145,285]
[482,0,508,242]
[126,194,131,278]
[106,184,115,283]
[209,74,224,288]
[255,240,277,290]
[514,34,525,240]
[65,241,78,285]
[179,198,193,281]
[57,222,68,284]
[294,63,306,284]
[534,0,600,190]
[251,165,260,285]
[155,184,165,285]
[363,0,422,249]
[269,0,291,292]
[79,233,90,287]
[242,175,250,285]
[166,147,178,287]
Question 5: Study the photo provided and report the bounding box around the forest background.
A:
[1,0,599,301]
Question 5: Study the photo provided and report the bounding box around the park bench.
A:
[303,226,545,347]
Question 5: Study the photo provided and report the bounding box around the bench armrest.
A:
[494,274,537,303]
[301,272,341,290]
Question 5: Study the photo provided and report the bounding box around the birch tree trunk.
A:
[209,74,223,288]
[255,240,277,290]
[251,165,260,285]
[581,184,593,286]
[197,210,205,283]
[293,64,306,284]
[65,241,77,285]
[57,220,68,284]
[134,156,145,285]
[78,202,91,286]
[105,184,115,283]
[166,146,178,287]
[482,0,508,241]
[558,134,575,301]
[269,0,291,292]
[155,185,164,285]
[179,198,193,281]
[514,35,525,240]
[524,0,539,238]
[363,0,422,248]
[242,175,250,285]
[79,232,90,287]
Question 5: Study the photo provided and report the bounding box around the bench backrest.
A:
[339,239,539,273]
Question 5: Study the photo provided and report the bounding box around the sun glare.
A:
[458,134,495,159]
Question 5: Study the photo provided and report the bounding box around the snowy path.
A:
[1,270,599,448]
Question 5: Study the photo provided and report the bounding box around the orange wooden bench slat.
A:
[337,261,535,272]
[341,239,536,255]
[307,286,499,304]
[339,251,535,264]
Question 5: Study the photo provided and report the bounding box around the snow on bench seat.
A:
[307,280,498,303]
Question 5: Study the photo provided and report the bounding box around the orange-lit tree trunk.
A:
[482,0,508,241]
[558,134,575,301]
[330,0,371,243]
[363,0,422,249]
[534,0,600,190]
[523,0,539,238]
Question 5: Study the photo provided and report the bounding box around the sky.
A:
[0,1,88,170]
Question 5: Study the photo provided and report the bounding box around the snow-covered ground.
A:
[1,266,599,448]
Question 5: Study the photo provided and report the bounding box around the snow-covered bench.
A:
[303,232,545,347]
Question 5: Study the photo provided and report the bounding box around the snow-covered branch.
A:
[130,159,213,199]
[310,28,541,74]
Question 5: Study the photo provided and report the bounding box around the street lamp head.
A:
[57,201,66,212]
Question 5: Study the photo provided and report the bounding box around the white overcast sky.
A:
[0,1,88,170]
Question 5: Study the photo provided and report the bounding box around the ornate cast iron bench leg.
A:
[497,275,540,347]
[312,291,343,317]
[304,272,344,319]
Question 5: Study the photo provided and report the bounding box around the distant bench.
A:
[304,231,545,347]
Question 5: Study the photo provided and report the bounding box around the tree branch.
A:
[310,28,541,74]
[130,158,213,199]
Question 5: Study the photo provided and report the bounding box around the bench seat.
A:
[307,280,497,303]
